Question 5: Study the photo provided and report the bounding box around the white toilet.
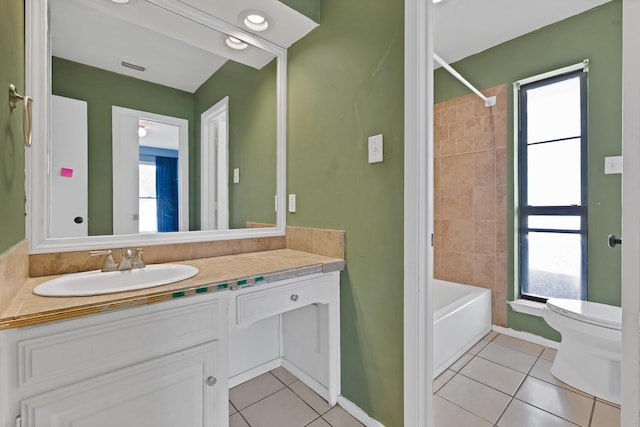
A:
[542,298,622,404]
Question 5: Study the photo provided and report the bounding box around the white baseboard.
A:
[337,396,386,427]
[281,359,331,403]
[229,358,282,388]
[492,325,559,349]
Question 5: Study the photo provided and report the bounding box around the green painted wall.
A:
[434,1,622,340]
[52,58,194,235]
[193,60,277,230]
[0,0,25,253]
[287,0,404,425]
[278,0,321,24]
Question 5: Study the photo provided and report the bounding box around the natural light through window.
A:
[139,162,158,233]
[517,66,587,301]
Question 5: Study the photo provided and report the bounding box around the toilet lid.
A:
[546,298,622,330]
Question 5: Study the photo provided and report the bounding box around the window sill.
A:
[508,299,546,317]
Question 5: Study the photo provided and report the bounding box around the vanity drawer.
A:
[17,294,223,391]
[235,275,333,326]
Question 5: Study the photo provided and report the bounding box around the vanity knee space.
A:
[228,271,341,406]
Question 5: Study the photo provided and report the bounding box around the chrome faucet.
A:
[132,248,145,269]
[117,248,145,270]
[89,250,118,272]
[118,248,134,270]
[90,248,145,272]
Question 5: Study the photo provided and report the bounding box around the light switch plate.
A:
[233,168,240,183]
[368,134,383,164]
[288,194,296,213]
[604,156,623,174]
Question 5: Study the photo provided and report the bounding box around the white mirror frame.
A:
[25,0,287,254]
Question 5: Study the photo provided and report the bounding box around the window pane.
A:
[527,76,581,143]
[139,199,157,233]
[524,232,583,299]
[528,215,581,230]
[527,138,581,206]
[139,163,156,198]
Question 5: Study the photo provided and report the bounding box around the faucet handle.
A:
[90,250,118,272]
[132,248,145,269]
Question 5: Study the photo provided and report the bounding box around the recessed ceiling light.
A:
[225,36,248,50]
[111,0,132,4]
[433,0,445,3]
[240,11,270,32]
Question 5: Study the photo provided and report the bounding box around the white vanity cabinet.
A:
[0,292,228,427]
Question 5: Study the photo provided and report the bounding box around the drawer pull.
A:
[290,294,299,302]
[206,376,217,387]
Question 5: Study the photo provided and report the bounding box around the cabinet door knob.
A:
[206,376,217,387]
[290,294,299,302]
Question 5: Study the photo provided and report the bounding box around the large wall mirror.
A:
[26,0,316,253]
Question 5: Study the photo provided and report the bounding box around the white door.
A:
[112,108,140,235]
[20,341,224,427]
[201,97,229,231]
[50,95,88,238]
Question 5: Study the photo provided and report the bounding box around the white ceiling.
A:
[50,0,318,93]
[139,119,179,150]
[50,0,613,93]
[433,0,612,65]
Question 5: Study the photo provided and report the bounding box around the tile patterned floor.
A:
[230,332,621,426]
[434,331,621,427]
[229,367,363,427]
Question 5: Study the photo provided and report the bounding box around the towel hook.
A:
[8,84,33,147]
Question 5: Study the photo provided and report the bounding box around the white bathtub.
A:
[433,280,492,377]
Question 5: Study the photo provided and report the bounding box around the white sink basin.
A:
[33,264,199,297]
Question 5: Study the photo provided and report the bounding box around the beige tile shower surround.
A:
[434,84,508,326]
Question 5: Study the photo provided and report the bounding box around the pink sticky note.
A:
[60,168,74,178]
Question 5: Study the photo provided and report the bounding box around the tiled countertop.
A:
[0,249,345,330]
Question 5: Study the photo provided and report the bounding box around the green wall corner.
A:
[278,0,321,24]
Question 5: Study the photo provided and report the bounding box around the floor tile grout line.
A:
[492,395,515,427]
[587,395,597,427]
[480,339,544,359]
[455,370,523,398]
[236,409,252,427]
[435,391,501,425]
[508,396,585,427]
[473,352,534,376]
[286,381,331,417]
[231,378,288,412]
[303,415,326,427]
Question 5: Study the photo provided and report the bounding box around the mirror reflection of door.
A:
[112,107,189,235]
[50,95,88,238]
[200,96,229,231]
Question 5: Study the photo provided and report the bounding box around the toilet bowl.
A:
[542,298,621,404]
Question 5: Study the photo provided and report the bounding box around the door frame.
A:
[403,0,434,426]
[620,0,640,424]
[200,96,229,231]
[404,2,640,426]
[112,106,189,234]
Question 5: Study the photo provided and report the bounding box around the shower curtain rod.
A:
[433,53,496,107]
